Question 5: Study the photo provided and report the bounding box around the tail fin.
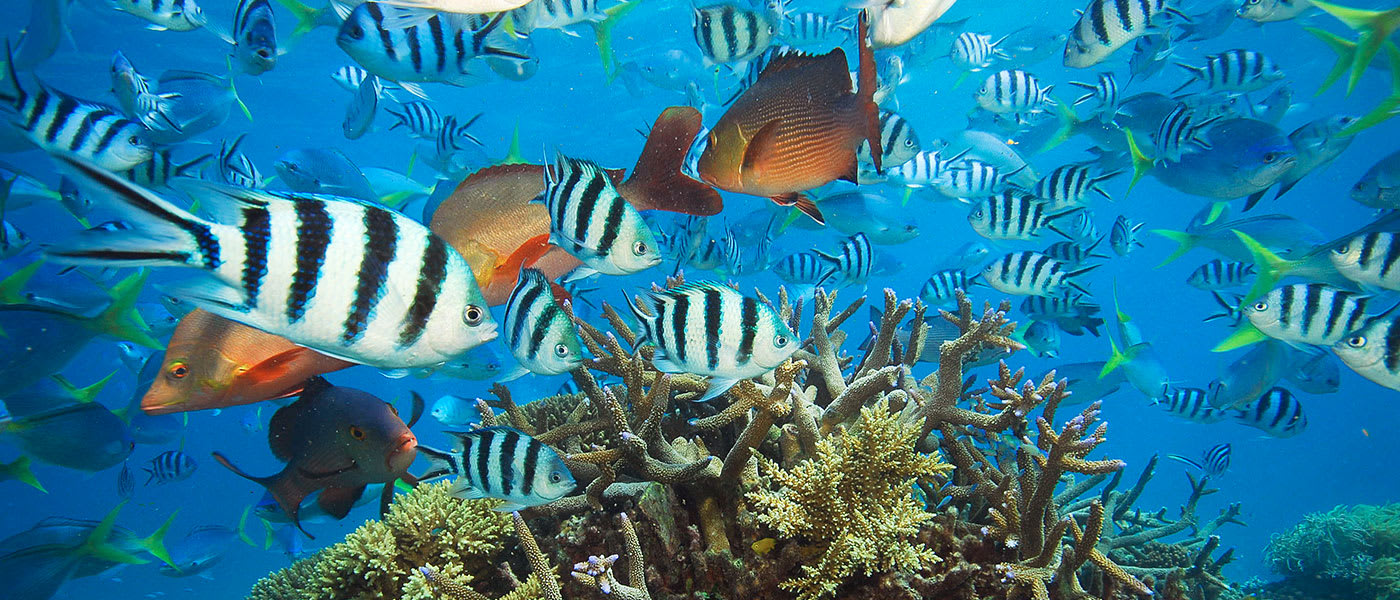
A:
[212,452,314,539]
[1150,229,1197,267]
[0,40,29,109]
[272,0,325,40]
[856,10,882,172]
[91,270,163,349]
[51,370,118,404]
[593,0,643,79]
[138,510,181,570]
[0,455,45,492]
[1306,27,1359,96]
[1234,230,1294,303]
[1038,100,1081,154]
[1212,322,1268,352]
[497,121,527,166]
[0,258,44,304]
[619,106,723,216]
[1098,336,1130,379]
[1309,1,1400,94]
[1123,128,1152,196]
[1338,41,1400,136]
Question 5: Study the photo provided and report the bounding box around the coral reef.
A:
[247,287,1252,600]
[1249,503,1400,600]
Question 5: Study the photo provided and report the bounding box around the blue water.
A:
[2,0,1399,598]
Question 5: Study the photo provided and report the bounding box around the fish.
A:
[0,44,153,172]
[0,402,134,472]
[213,378,421,536]
[1238,0,1313,22]
[967,192,1072,241]
[332,65,431,102]
[1187,259,1256,290]
[364,167,432,208]
[1109,215,1144,256]
[808,191,919,245]
[501,268,583,380]
[1068,72,1120,121]
[1208,340,1293,409]
[1176,1,1238,41]
[1043,239,1106,265]
[539,153,662,280]
[1286,350,1341,394]
[417,426,575,511]
[937,160,1021,200]
[1102,338,1169,400]
[1154,206,1325,265]
[1054,360,1125,405]
[1064,0,1176,68]
[951,32,1009,72]
[0,503,178,598]
[11,0,71,70]
[857,109,921,171]
[1148,118,1299,202]
[158,525,237,577]
[230,0,278,75]
[1152,105,1220,164]
[342,73,381,140]
[983,251,1095,297]
[145,70,249,145]
[1233,387,1307,438]
[1351,149,1400,209]
[240,407,263,434]
[336,3,529,87]
[696,12,881,224]
[430,106,720,305]
[110,51,181,131]
[122,354,185,445]
[143,450,196,485]
[274,147,379,203]
[1334,307,1400,391]
[139,309,354,415]
[1167,443,1231,479]
[117,461,134,498]
[1331,231,1400,291]
[1020,320,1061,358]
[47,157,499,370]
[692,3,778,65]
[617,49,709,95]
[1032,164,1119,209]
[429,395,485,427]
[124,150,211,189]
[775,251,835,290]
[864,0,959,49]
[782,11,853,48]
[1157,386,1230,424]
[381,0,533,13]
[975,69,1055,115]
[877,149,962,188]
[996,25,1070,70]
[1239,283,1370,349]
[813,233,874,290]
[626,281,798,402]
[385,102,444,139]
[1274,115,1356,199]
[114,0,208,31]
[929,130,1038,187]
[216,134,262,189]
[1175,50,1285,95]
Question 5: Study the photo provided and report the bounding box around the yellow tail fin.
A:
[1212,322,1268,352]
[1310,1,1400,94]
[593,0,644,79]
[1340,41,1400,136]
[1233,230,1294,303]
[1150,229,1197,267]
[1124,128,1152,196]
[92,270,162,349]
[0,455,45,492]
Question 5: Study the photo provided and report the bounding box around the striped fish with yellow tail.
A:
[695,10,882,225]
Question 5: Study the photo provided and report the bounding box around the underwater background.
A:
[2,0,1400,598]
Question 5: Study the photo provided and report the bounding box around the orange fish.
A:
[141,309,355,415]
[431,106,721,305]
[696,11,882,224]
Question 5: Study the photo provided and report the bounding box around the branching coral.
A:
[747,398,952,600]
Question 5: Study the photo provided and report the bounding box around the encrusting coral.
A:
[246,286,1250,600]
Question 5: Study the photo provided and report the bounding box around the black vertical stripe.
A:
[476,430,494,493]
[520,437,541,496]
[1090,0,1111,45]
[344,207,398,343]
[554,160,584,226]
[67,108,106,153]
[44,96,78,143]
[510,281,545,349]
[498,430,520,496]
[595,196,626,256]
[399,235,448,346]
[672,293,690,364]
[461,436,476,487]
[738,296,757,362]
[527,304,560,356]
[1381,235,1400,279]
[703,288,722,370]
[367,2,397,61]
[241,206,271,308]
[287,198,331,323]
[573,174,606,243]
[1383,317,1400,373]
[429,16,446,74]
[91,119,128,155]
[720,6,739,61]
[1278,284,1295,330]
[22,90,50,132]
[406,25,423,73]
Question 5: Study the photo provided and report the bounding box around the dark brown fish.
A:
[696,11,881,224]
[212,379,423,537]
[430,106,721,305]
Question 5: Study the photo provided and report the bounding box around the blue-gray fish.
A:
[1021,320,1060,358]
[1152,118,1298,201]
[1275,115,1356,199]
[501,268,583,380]
[539,153,661,279]
[1245,283,1370,348]
[1064,0,1176,68]
[143,450,196,485]
[1109,214,1143,256]
[46,156,498,370]
[274,147,378,203]
[1233,387,1306,438]
[118,461,135,499]
[983,251,1095,297]
[159,525,237,577]
[1352,149,1400,209]
[692,3,777,65]
[418,426,576,511]
[230,0,277,75]
[0,402,134,472]
[342,73,381,140]
[0,44,153,172]
[627,281,798,401]
[1286,350,1340,395]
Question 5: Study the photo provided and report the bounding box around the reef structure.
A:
[249,287,1248,600]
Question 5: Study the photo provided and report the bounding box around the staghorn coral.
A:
[747,397,953,600]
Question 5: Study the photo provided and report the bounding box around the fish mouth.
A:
[387,431,418,472]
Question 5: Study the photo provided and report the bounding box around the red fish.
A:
[696,11,882,224]
[430,106,721,305]
[212,379,423,537]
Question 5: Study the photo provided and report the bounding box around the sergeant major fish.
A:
[1335,307,1400,391]
[229,0,278,75]
[418,426,574,511]
[143,450,196,485]
[1064,0,1177,68]
[983,251,1096,297]
[337,3,530,87]
[539,153,662,280]
[114,0,207,31]
[500,268,583,380]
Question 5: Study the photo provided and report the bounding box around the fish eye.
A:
[128,135,142,146]
[1263,152,1279,163]
[549,471,563,483]
[775,334,789,347]
[346,24,364,40]
[168,362,189,379]
[463,305,484,325]
[349,426,365,440]
[1253,301,1268,311]
[1333,244,1349,254]
[633,241,648,255]
[554,343,570,357]
[905,138,915,147]
[1347,335,1367,348]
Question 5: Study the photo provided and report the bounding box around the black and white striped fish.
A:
[1022,292,1096,321]
[144,450,196,485]
[775,251,835,285]
[951,32,1009,72]
[1187,259,1255,290]
[336,3,531,87]
[983,251,1096,297]
[1155,105,1219,163]
[501,268,583,380]
[1064,0,1177,68]
[967,191,1073,241]
[1204,290,1245,325]
[125,149,210,189]
[813,233,874,290]
[920,269,974,309]
[689,238,725,271]
[217,134,262,188]
[386,102,444,139]
[1043,238,1106,265]
[692,3,777,65]
[857,109,920,170]
[627,281,798,402]
[113,0,207,31]
[1233,387,1307,438]
[417,426,576,511]
[938,160,1020,199]
[1033,164,1119,210]
[435,113,484,156]
[47,156,498,369]
[1334,307,1400,391]
[342,73,381,141]
[110,51,181,132]
[331,64,430,101]
[1067,72,1120,118]
[1158,386,1229,424]
[880,149,964,188]
[1174,49,1284,94]
[1331,232,1400,291]
[1167,442,1231,478]
[509,0,607,34]
[1245,283,1370,348]
[780,11,851,48]
[975,69,1055,115]
[1109,214,1143,256]
[230,0,277,75]
[0,44,153,172]
[539,153,661,280]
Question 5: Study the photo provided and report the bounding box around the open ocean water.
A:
[1,0,1399,598]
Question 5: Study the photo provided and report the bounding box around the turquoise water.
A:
[1,0,1399,598]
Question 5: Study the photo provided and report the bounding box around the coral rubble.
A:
[247,288,1250,600]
